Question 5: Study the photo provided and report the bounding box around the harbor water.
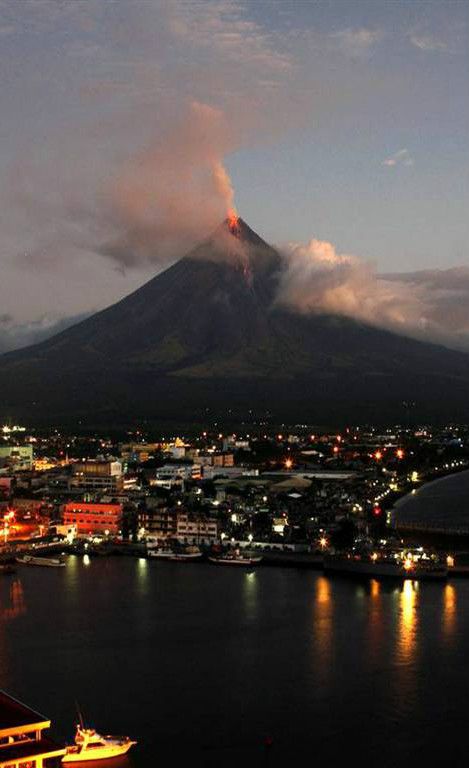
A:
[1,556,468,766]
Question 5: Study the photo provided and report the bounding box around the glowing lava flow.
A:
[227,209,240,235]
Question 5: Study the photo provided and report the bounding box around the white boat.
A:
[209,551,263,567]
[168,545,203,561]
[62,725,136,763]
[147,547,177,560]
[16,555,65,568]
[168,551,203,562]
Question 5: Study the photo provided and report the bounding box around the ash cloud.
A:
[99,101,238,268]
[276,239,469,351]
[5,99,238,275]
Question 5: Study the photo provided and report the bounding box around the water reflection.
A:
[397,580,418,665]
[366,579,384,662]
[312,577,333,683]
[242,571,258,619]
[64,554,79,596]
[370,579,380,600]
[1,578,26,621]
[0,578,26,683]
[135,557,149,597]
[442,583,456,641]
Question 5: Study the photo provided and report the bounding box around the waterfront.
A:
[394,468,469,529]
[1,557,469,766]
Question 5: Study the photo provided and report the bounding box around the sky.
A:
[0,0,468,351]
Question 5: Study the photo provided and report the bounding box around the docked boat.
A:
[62,725,136,763]
[209,550,263,567]
[16,555,65,568]
[168,546,203,562]
[147,547,177,560]
[148,544,203,561]
[324,550,447,581]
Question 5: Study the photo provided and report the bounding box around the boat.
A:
[324,550,447,581]
[147,547,177,560]
[209,549,263,567]
[16,555,65,568]
[168,546,203,562]
[62,725,136,763]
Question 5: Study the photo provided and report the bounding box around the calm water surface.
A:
[1,557,468,767]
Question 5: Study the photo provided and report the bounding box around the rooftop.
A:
[0,690,48,733]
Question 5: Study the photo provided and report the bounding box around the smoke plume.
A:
[100,101,237,267]
[277,238,469,351]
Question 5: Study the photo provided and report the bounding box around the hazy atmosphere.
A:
[0,0,468,352]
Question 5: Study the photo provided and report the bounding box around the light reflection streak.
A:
[0,578,26,684]
[442,583,456,641]
[370,579,380,600]
[1,579,26,621]
[367,578,383,661]
[397,579,418,665]
[312,577,333,683]
[389,579,420,713]
[135,557,149,598]
[242,571,258,619]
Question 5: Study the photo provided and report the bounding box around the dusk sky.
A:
[0,0,468,351]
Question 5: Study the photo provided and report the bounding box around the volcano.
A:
[1,216,469,426]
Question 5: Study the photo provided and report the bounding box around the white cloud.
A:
[276,239,469,351]
[382,148,414,167]
[0,311,91,353]
[409,34,448,52]
[329,27,384,58]
[169,0,292,74]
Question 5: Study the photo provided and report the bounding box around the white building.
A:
[151,464,201,489]
[175,513,219,544]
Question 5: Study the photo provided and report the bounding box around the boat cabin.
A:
[0,690,65,768]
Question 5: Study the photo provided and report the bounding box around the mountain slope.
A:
[1,217,469,425]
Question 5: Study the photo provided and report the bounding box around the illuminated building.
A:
[0,689,65,768]
[140,507,218,544]
[0,446,33,472]
[212,454,234,467]
[175,513,219,544]
[62,502,122,536]
[71,461,123,492]
[119,443,160,462]
[140,506,177,540]
[198,454,234,468]
[150,464,201,489]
